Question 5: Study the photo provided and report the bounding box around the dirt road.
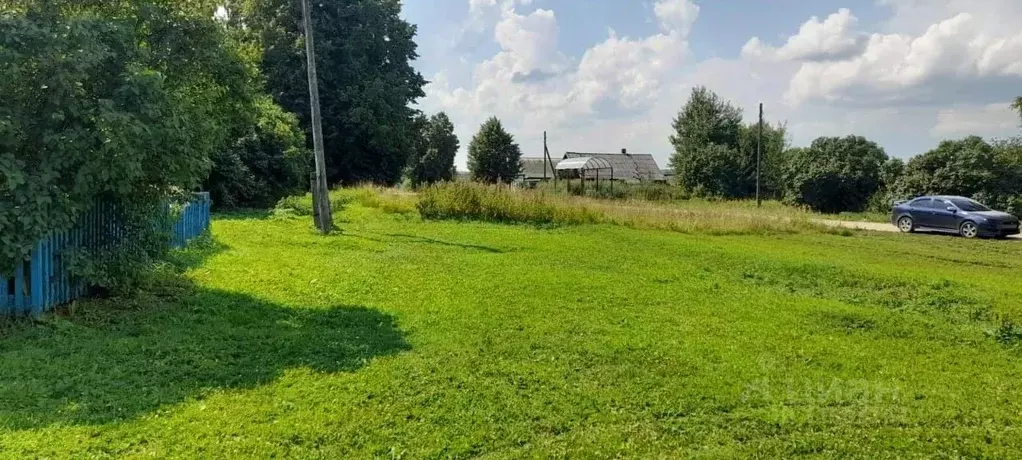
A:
[816,219,1022,240]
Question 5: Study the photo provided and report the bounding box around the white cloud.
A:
[784,11,1022,106]
[931,104,1019,138]
[742,9,864,62]
[653,0,700,36]
[423,0,702,168]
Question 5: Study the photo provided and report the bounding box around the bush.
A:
[417,182,601,226]
[0,4,244,286]
[206,96,311,210]
[781,136,888,213]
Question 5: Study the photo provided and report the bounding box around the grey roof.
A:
[555,157,612,171]
[563,152,664,182]
[520,157,558,179]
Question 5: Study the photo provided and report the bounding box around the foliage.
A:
[865,158,907,212]
[737,121,789,199]
[1013,97,1022,123]
[6,201,1022,456]
[419,183,818,235]
[781,136,888,213]
[417,182,600,225]
[537,180,691,202]
[898,136,998,199]
[0,3,244,284]
[669,86,744,197]
[206,96,311,209]
[406,112,459,187]
[468,117,522,184]
[895,135,1022,215]
[235,0,427,186]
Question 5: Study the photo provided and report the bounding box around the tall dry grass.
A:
[416,182,825,235]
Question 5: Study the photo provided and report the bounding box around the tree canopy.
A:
[668,87,786,198]
[0,2,251,279]
[669,87,744,197]
[406,112,459,187]
[469,117,521,184]
[781,136,888,213]
[235,0,427,186]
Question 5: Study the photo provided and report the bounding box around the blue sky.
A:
[403,0,1022,169]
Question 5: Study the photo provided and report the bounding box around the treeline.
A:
[670,87,1022,214]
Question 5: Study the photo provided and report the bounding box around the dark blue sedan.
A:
[892,196,1020,238]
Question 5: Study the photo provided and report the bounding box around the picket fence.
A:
[1,193,211,317]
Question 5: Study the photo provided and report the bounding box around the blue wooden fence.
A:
[1,192,211,317]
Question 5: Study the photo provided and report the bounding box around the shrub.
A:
[0,4,245,287]
[206,96,311,210]
[417,182,601,226]
[781,136,888,213]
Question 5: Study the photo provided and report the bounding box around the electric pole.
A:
[756,102,763,208]
[302,0,333,234]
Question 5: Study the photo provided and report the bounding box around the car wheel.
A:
[959,221,979,238]
[897,216,915,233]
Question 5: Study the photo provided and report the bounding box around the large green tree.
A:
[406,112,459,187]
[0,1,250,283]
[235,0,427,186]
[468,117,521,184]
[781,136,889,213]
[1012,97,1022,122]
[898,136,1022,214]
[738,121,788,198]
[668,87,745,197]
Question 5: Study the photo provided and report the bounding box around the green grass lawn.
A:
[3,198,1022,458]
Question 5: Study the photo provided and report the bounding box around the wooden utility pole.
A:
[302,0,333,234]
[544,131,557,188]
[543,131,548,181]
[756,102,763,208]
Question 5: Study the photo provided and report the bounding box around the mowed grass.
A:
[3,193,1022,457]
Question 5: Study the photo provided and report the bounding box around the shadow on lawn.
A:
[0,284,409,429]
[346,231,507,254]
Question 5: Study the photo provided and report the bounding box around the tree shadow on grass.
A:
[346,231,507,254]
[0,282,410,429]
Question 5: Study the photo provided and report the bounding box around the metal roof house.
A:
[563,150,665,183]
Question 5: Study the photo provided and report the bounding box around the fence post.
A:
[30,239,44,316]
[14,261,24,314]
[0,271,8,315]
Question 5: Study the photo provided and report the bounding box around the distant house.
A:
[562,150,665,183]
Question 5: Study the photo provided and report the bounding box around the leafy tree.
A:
[738,122,788,198]
[669,87,744,197]
[781,136,888,213]
[406,112,459,187]
[206,96,311,209]
[899,136,1022,214]
[235,0,427,186]
[1012,97,1022,122]
[0,2,255,285]
[899,136,998,199]
[468,117,521,184]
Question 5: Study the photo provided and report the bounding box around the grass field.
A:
[2,189,1022,458]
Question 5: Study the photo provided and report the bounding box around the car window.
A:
[950,198,990,212]
[910,198,931,208]
[933,200,953,210]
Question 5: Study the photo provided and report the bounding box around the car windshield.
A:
[950,199,990,212]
